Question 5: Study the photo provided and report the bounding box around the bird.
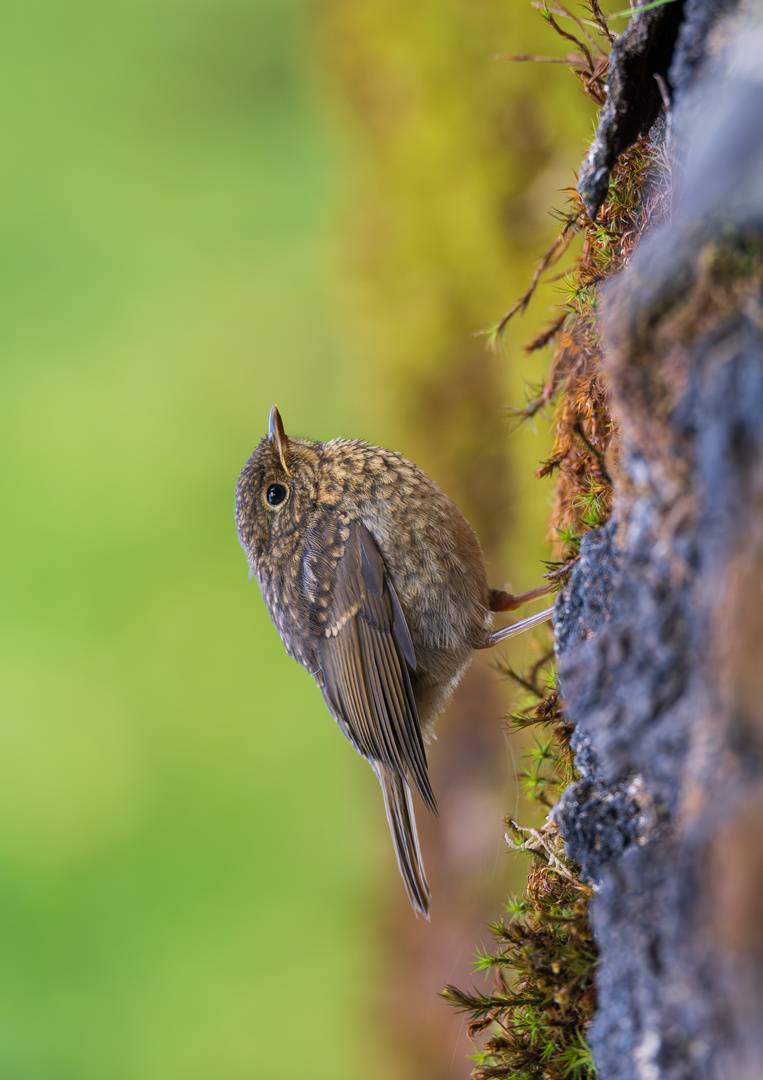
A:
[235,405,554,917]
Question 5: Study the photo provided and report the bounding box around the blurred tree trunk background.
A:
[312,4,598,1075]
[314,0,763,1077]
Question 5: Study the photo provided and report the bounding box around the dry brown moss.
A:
[443,6,676,1077]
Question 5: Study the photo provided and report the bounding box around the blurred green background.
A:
[0,1,599,1077]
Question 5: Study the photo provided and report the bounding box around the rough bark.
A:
[555,3,763,1078]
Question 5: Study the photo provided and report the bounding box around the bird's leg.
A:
[488,583,553,612]
[479,605,555,648]
[478,582,555,649]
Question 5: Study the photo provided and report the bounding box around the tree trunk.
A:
[555,3,763,1077]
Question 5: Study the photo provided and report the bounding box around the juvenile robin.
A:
[235,406,554,917]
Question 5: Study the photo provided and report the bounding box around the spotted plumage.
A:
[235,406,554,916]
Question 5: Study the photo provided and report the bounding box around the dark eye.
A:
[266,483,288,507]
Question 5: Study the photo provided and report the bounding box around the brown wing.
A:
[312,520,437,816]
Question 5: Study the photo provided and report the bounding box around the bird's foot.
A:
[488,583,554,613]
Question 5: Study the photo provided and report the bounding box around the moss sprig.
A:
[442,812,596,1080]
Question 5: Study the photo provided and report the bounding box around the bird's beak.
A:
[268,404,292,476]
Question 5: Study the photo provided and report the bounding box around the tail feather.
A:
[375,764,431,918]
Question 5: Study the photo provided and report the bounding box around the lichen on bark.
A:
[450,2,763,1078]
[556,3,763,1078]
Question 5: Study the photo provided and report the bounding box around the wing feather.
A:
[315,521,436,815]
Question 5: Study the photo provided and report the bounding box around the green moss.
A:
[443,831,596,1079]
[443,5,675,1076]
[442,649,595,1079]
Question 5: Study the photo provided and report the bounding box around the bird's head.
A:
[235,405,321,572]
